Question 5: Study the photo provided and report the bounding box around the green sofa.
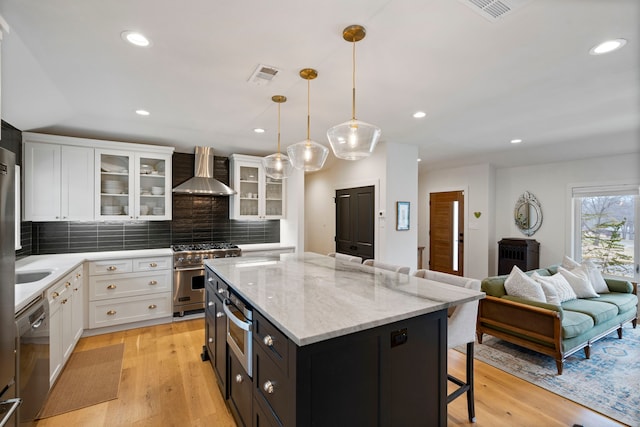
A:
[476,266,637,374]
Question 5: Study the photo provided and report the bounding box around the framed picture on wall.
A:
[396,201,410,231]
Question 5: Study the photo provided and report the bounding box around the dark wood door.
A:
[335,186,374,260]
[429,191,464,276]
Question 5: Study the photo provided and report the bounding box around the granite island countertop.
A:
[205,252,484,346]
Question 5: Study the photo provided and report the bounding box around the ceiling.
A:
[1,0,638,171]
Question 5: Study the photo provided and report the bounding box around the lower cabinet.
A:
[87,256,172,330]
[204,270,227,396]
[47,265,84,387]
[228,351,253,427]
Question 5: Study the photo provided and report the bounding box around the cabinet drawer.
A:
[253,395,282,427]
[89,270,171,301]
[254,344,291,426]
[133,256,171,272]
[253,310,289,373]
[89,292,171,328]
[89,259,133,275]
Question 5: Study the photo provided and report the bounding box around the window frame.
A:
[571,182,639,282]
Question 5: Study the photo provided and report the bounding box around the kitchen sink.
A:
[15,270,53,284]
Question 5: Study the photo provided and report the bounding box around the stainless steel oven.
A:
[224,290,253,377]
[172,243,241,316]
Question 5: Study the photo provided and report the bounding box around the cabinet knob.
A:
[263,380,275,394]
[263,335,274,347]
[208,301,214,307]
[236,374,244,384]
[107,310,117,316]
[51,292,59,299]
[107,266,117,271]
[61,299,68,305]
[149,280,158,285]
[107,284,117,290]
[65,282,71,288]
[216,312,224,318]
[74,288,79,292]
[217,288,225,294]
[207,277,213,282]
[148,304,157,310]
[76,273,82,278]
[208,338,213,343]
[149,262,158,268]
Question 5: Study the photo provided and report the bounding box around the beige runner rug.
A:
[38,343,125,419]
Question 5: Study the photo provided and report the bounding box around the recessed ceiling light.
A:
[589,39,627,55]
[413,111,427,119]
[121,31,151,47]
[136,109,150,116]
[417,158,422,162]
[253,128,265,133]
[510,138,522,144]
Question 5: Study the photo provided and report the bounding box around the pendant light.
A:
[327,25,381,161]
[287,69,329,172]
[262,95,293,180]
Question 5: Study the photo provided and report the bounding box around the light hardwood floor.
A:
[35,319,624,427]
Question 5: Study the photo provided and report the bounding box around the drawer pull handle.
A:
[263,380,275,394]
[51,292,60,299]
[149,280,158,285]
[216,312,224,318]
[263,335,275,347]
[107,310,116,316]
[148,304,157,310]
[207,277,213,282]
[236,374,244,384]
[107,284,117,290]
[61,298,68,305]
[107,266,117,271]
[217,288,225,294]
[149,262,158,268]
[65,281,71,288]
[208,301,214,307]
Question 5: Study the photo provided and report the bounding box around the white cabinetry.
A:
[21,132,174,222]
[95,150,172,220]
[23,142,94,221]
[229,154,286,220]
[87,256,172,329]
[47,265,84,386]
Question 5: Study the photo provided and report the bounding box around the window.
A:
[572,184,639,281]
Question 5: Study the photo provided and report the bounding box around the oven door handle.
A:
[223,300,252,332]
[174,266,205,272]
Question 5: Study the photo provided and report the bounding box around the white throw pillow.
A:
[532,272,577,304]
[561,255,609,294]
[582,260,610,294]
[557,266,599,298]
[504,266,546,303]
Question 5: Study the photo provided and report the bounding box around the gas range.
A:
[171,242,241,269]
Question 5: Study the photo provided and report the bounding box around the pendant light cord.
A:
[306,78,311,141]
[352,38,357,121]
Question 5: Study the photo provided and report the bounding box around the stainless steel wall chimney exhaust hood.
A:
[172,147,236,196]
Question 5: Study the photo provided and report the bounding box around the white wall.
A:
[418,163,494,280]
[305,142,419,269]
[280,167,304,252]
[495,153,640,270]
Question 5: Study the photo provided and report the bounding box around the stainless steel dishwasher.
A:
[15,297,50,425]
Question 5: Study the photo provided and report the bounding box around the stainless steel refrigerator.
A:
[0,146,20,427]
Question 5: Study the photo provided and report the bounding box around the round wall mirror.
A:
[514,191,542,236]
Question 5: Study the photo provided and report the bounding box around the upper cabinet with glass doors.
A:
[229,154,285,220]
[95,149,172,221]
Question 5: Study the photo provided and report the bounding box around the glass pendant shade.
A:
[327,119,381,161]
[287,68,329,172]
[262,152,293,180]
[263,95,292,180]
[287,139,329,171]
[327,25,381,161]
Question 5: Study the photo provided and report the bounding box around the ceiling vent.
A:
[459,0,533,21]
[247,64,280,86]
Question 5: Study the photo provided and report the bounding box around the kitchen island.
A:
[204,252,484,427]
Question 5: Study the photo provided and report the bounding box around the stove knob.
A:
[195,256,201,261]
[203,254,209,259]
[178,257,185,262]
[186,255,192,261]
